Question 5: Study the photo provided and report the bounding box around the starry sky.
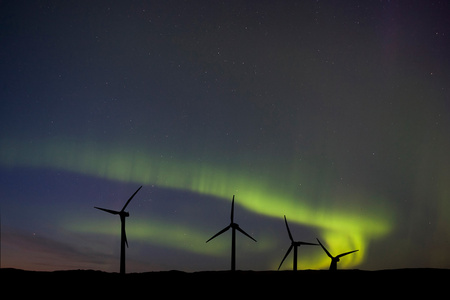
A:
[1,0,450,272]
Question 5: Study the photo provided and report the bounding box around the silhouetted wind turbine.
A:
[206,195,256,271]
[94,186,142,275]
[316,238,359,271]
[278,215,318,271]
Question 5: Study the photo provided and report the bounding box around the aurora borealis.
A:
[1,1,450,272]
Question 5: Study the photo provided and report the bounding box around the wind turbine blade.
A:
[94,207,120,215]
[236,226,257,242]
[278,244,293,270]
[316,238,333,258]
[124,229,128,248]
[121,186,142,212]
[336,249,359,259]
[284,215,294,242]
[230,195,235,223]
[299,241,319,246]
[206,225,231,243]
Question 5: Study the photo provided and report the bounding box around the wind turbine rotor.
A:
[94,207,120,215]
[206,225,231,243]
[124,230,128,248]
[297,241,319,246]
[230,195,235,223]
[284,215,294,242]
[316,238,333,258]
[336,249,359,259]
[235,226,257,242]
[278,244,294,270]
[121,186,142,212]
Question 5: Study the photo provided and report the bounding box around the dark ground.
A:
[1,268,448,296]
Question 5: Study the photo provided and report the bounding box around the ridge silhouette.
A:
[206,195,256,271]
[278,215,318,271]
[94,186,142,275]
[316,238,359,271]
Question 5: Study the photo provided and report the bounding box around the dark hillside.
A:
[1,268,447,297]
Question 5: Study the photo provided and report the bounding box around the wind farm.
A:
[2,187,449,297]
[2,0,450,295]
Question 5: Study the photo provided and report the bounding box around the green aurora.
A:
[1,137,395,269]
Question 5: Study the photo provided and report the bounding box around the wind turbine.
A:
[94,185,142,275]
[316,238,359,271]
[278,215,318,271]
[206,195,257,271]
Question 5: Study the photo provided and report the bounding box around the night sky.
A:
[1,1,450,272]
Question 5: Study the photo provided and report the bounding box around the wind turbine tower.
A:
[206,195,257,271]
[278,215,318,271]
[316,238,359,271]
[95,186,142,275]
